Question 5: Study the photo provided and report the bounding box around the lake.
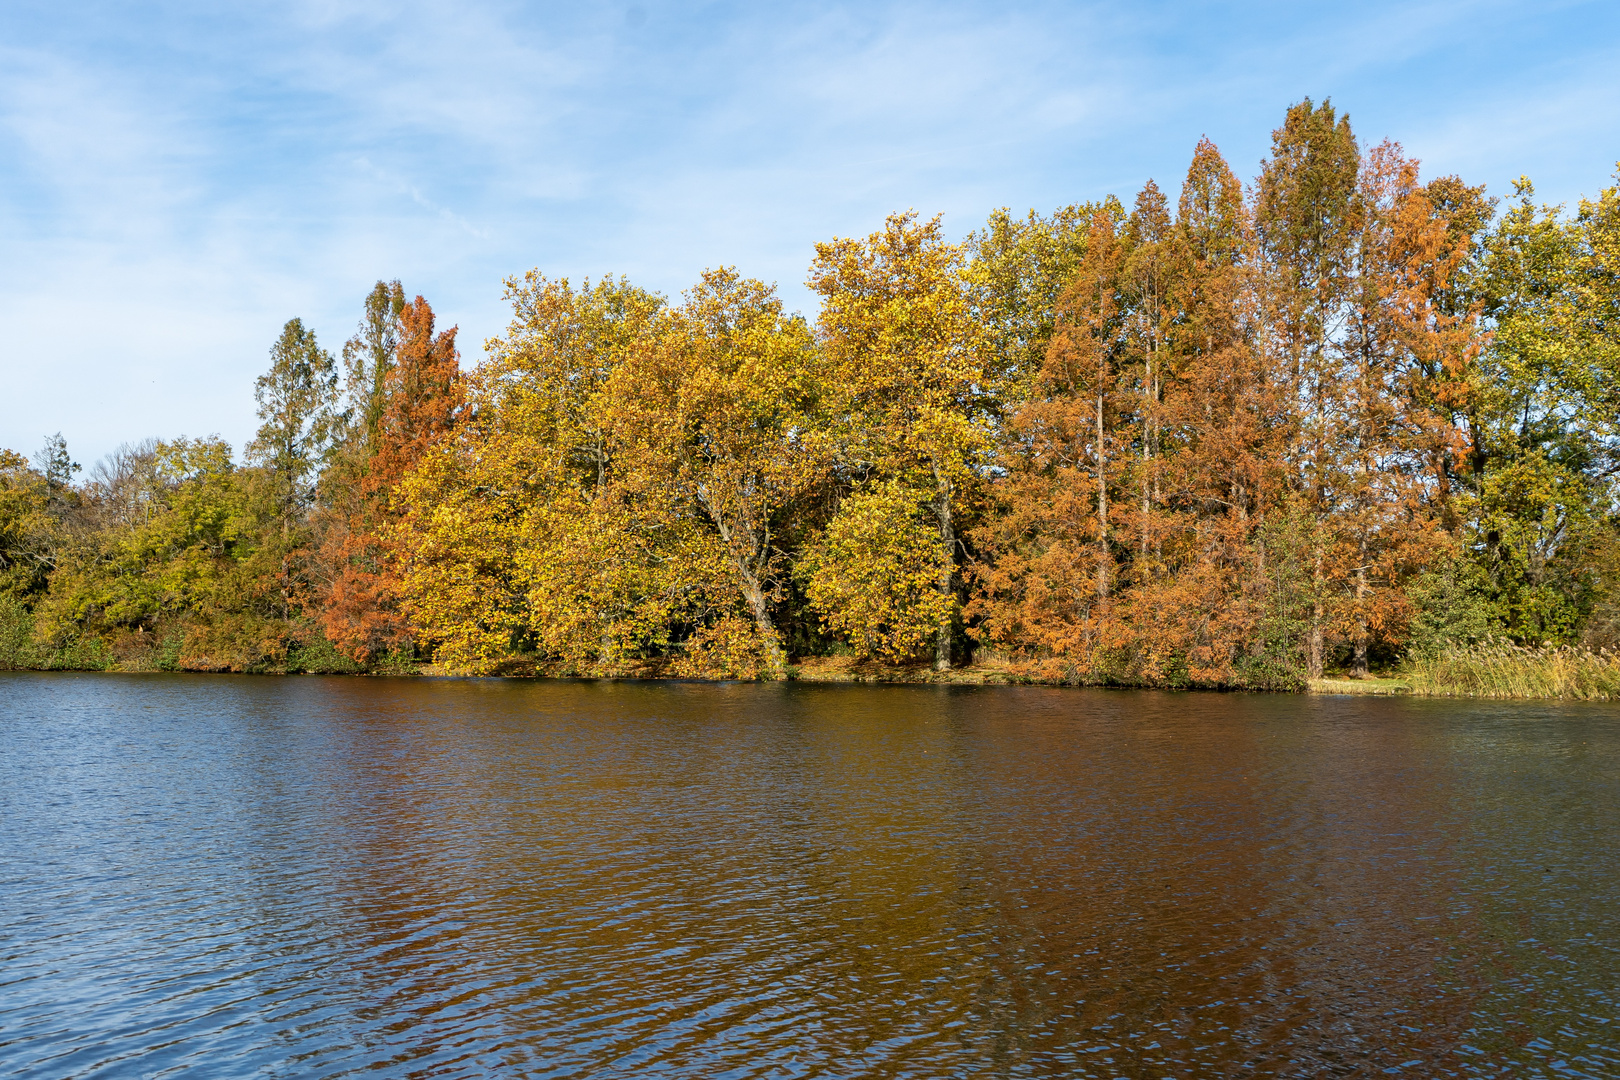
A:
[1,674,1616,1077]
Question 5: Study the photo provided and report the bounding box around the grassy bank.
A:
[1404,641,1620,701]
[1308,677,1413,695]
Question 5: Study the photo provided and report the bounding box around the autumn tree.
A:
[968,203,1133,677]
[394,275,671,674]
[1328,142,1476,675]
[0,449,57,603]
[796,481,956,661]
[1251,101,1480,676]
[972,137,1315,688]
[1122,141,1293,685]
[606,269,825,676]
[319,295,462,661]
[808,213,988,669]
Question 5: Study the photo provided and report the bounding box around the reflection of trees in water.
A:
[12,678,1608,1076]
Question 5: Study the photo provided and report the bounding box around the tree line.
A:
[3,100,1617,687]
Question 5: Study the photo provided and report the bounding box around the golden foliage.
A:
[24,110,1620,697]
[797,483,956,662]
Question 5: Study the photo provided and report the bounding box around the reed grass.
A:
[1407,639,1620,701]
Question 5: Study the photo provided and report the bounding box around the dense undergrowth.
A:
[0,597,415,675]
[9,591,1620,702]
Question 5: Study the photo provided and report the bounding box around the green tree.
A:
[1457,170,1620,643]
[966,202,1109,410]
[249,318,340,530]
[341,280,406,455]
[1254,97,1362,678]
[0,449,56,602]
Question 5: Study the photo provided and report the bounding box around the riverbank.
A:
[1308,678,1413,695]
[8,611,1620,700]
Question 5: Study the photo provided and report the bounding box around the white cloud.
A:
[0,0,1616,468]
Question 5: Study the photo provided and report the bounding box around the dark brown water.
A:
[1,674,1617,1078]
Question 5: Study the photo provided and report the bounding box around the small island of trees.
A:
[3,101,1618,695]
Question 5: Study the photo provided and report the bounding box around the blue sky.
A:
[2,0,1617,468]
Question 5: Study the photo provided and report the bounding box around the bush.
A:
[0,596,111,670]
[0,595,38,669]
[284,632,364,674]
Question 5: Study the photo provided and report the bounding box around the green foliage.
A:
[967,201,1114,406]
[0,595,111,670]
[35,433,81,513]
[1233,510,1315,691]
[341,280,406,452]
[0,594,36,669]
[155,629,184,672]
[0,449,56,601]
[1452,169,1620,645]
[1405,553,1495,661]
[283,631,364,674]
[250,317,341,525]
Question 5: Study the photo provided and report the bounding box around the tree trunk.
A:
[700,491,785,679]
[1141,356,1151,557]
[1096,392,1109,600]
[737,563,787,678]
[1350,559,1369,679]
[933,471,955,672]
[1308,545,1324,680]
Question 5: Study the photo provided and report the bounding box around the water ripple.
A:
[2,675,1617,1077]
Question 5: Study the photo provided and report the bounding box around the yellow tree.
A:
[607,269,825,677]
[393,273,685,674]
[807,213,988,670]
[0,449,58,604]
[796,480,957,662]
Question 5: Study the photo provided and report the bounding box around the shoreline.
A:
[0,662,1509,698]
[8,656,1617,701]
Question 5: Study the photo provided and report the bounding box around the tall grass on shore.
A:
[1408,639,1620,700]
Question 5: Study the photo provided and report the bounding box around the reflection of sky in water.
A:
[1,675,1615,1077]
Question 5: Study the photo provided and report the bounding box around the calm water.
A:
[1,675,1617,1078]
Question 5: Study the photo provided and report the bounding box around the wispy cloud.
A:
[0,0,1616,466]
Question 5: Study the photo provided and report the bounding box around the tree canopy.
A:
[7,104,1620,687]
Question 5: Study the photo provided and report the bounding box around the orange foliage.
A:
[970,129,1470,687]
[316,296,462,662]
